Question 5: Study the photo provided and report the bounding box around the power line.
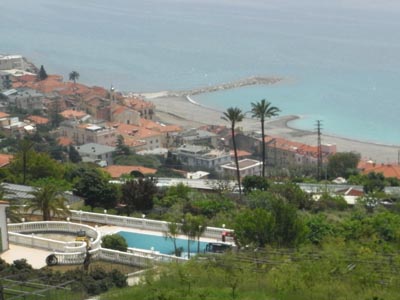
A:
[316,120,323,180]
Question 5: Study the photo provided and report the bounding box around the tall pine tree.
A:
[38,65,48,80]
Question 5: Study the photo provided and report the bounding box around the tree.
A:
[235,196,305,248]
[327,152,360,179]
[115,135,130,156]
[37,65,48,81]
[68,146,82,163]
[49,98,64,128]
[222,107,244,199]
[120,178,158,215]
[73,167,118,209]
[251,99,280,177]
[69,71,80,84]
[363,172,386,194]
[242,175,269,194]
[164,218,181,256]
[181,213,199,259]
[101,234,128,252]
[25,184,69,221]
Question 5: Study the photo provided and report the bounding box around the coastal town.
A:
[1,54,398,180]
[1,53,400,299]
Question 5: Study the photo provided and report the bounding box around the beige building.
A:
[0,201,9,253]
[172,145,231,171]
[59,121,117,146]
[221,159,262,178]
[123,97,155,120]
[0,55,29,71]
[111,104,140,125]
[114,123,163,151]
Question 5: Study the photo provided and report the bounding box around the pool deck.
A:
[0,244,52,269]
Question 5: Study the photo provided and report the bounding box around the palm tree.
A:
[69,71,80,84]
[251,99,280,177]
[222,107,245,198]
[164,218,181,256]
[25,185,69,221]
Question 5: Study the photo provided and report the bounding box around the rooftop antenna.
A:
[316,120,323,180]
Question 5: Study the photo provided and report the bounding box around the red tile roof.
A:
[60,109,87,119]
[57,137,74,146]
[230,149,252,158]
[0,154,13,167]
[0,112,10,119]
[123,97,155,110]
[104,165,157,178]
[27,115,50,125]
[358,160,400,179]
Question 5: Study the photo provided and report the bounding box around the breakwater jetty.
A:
[165,76,283,97]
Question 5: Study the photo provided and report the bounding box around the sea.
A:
[1,0,400,145]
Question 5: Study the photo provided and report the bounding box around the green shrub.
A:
[102,234,128,252]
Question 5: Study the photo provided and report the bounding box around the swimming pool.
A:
[117,231,208,256]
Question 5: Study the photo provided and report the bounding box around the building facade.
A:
[172,145,231,171]
[0,201,9,253]
[221,159,263,178]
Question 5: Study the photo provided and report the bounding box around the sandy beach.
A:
[148,94,400,163]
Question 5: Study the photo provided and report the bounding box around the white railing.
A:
[8,232,87,253]
[51,251,87,265]
[96,248,186,267]
[8,221,102,251]
[69,210,234,239]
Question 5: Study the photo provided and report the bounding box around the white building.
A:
[221,159,263,178]
[0,55,29,71]
[172,145,231,172]
[0,201,9,253]
[75,143,116,166]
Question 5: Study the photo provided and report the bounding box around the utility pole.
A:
[316,120,323,180]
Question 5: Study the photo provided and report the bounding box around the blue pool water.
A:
[117,231,208,255]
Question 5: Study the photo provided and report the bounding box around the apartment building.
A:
[172,144,231,171]
[59,121,117,145]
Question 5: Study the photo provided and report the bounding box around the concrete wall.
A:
[0,202,9,252]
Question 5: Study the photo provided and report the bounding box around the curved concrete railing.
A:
[8,221,102,252]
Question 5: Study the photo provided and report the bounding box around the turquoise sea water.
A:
[1,0,400,144]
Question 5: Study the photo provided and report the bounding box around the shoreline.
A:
[284,115,400,149]
[148,93,400,163]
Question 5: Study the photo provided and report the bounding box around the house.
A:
[59,121,117,145]
[0,55,29,71]
[221,159,262,178]
[112,122,163,151]
[0,154,13,167]
[75,143,116,166]
[59,109,90,122]
[26,115,50,126]
[171,145,231,171]
[104,165,157,179]
[0,201,9,253]
[176,129,219,148]
[358,160,400,180]
[2,88,44,113]
[0,71,12,90]
[234,133,336,167]
[1,116,36,137]
[81,95,110,120]
[123,97,155,120]
[111,104,140,125]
